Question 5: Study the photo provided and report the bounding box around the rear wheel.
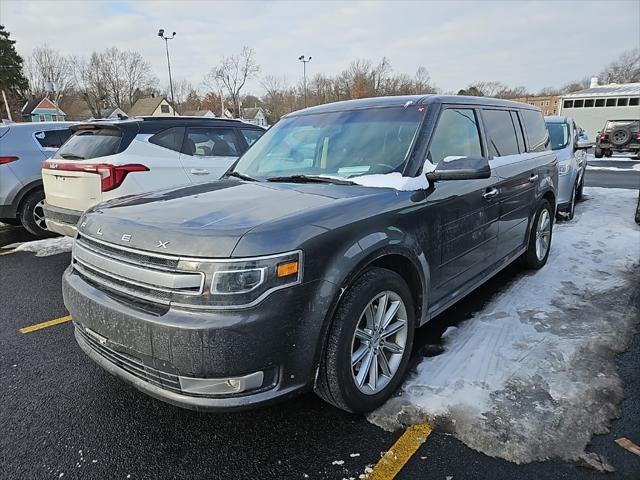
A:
[521,200,553,269]
[315,268,415,413]
[19,190,56,238]
[594,147,604,158]
[604,150,613,157]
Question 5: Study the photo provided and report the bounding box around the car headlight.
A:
[558,161,572,176]
[173,250,303,309]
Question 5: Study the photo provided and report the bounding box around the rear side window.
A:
[54,127,122,160]
[427,108,482,164]
[183,127,240,157]
[149,127,185,152]
[520,109,549,152]
[34,129,72,150]
[240,128,264,147]
[482,109,520,157]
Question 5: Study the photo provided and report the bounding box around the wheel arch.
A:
[12,179,44,218]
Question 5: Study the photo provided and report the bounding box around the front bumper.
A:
[43,202,81,236]
[63,265,333,411]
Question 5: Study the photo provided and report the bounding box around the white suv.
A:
[42,117,265,236]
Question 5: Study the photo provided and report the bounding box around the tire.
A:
[315,267,415,413]
[0,218,21,226]
[609,127,631,147]
[521,199,553,269]
[604,150,613,157]
[594,147,604,158]
[19,190,56,238]
[575,176,584,201]
[557,185,576,222]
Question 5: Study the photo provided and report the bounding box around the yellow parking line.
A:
[364,423,433,480]
[19,315,72,334]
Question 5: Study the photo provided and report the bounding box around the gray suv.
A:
[0,121,74,236]
[63,96,558,413]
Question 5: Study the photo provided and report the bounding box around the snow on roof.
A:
[562,82,640,98]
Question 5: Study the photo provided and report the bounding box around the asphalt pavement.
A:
[1,191,639,479]
[585,156,640,189]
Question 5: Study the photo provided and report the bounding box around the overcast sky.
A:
[1,0,639,95]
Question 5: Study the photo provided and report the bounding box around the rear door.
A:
[179,126,243,182]
[424,106,501,304]
[482,108,538,259]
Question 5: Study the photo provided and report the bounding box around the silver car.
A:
[0,121,74,236]
[545,116,589,220]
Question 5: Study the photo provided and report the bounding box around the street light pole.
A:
[158,29,177,116]
[298,55,312,108]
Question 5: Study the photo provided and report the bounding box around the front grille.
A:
[76,325,182,393]
[72,234,204,306]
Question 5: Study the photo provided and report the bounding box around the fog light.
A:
[178,371,264,395]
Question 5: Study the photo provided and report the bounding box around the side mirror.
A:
[426,156,491,182]
[575,140,593,151]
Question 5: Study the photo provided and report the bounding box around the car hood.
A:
[78,180,381,257]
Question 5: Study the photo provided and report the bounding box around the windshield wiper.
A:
[266,175,355,185]
[59,153,85,160]
[225,171,257,181]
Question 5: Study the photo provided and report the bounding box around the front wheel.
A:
[575,176,584,201]
[521,200,553,269]
[315,268,415,413]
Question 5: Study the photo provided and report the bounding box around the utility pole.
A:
[298,55,312,108]
[158,29,177,115]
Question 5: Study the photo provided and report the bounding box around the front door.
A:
[179,127,242,182]
[424,106,501,305]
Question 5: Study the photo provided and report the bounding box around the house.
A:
[182,109,216,118]
[558,79,640,139]
[241,107,268,127]
[512,95,560,116]
[89,106,127,121]
[127,95,177,117]
[21,97,66,122]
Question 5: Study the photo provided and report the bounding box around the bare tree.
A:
[599,48,640,84]
[24,45,74,96]
[70,53,108,118]
[97,47,156,110]
[208,46,260,117]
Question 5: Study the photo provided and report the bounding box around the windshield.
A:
[232,106,425,180]
[546,122,570,150]
[54,128,122,160]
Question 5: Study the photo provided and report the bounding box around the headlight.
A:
[558,161,572,176]
[173,250,303,309]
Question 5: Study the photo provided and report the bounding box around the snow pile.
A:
[5,236,73,257]
[331,160,437,191]
[369,187,640,470]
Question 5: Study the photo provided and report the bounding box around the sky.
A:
[1,0,639,96]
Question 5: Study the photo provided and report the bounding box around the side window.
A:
[149,127,185,152]
[183,127,240,157]
[34,129,67,150]
[241,129,264,147]
[520,109,549,152]
[427,108,482,165]
[510,111,525,152]
[482,109,520,157]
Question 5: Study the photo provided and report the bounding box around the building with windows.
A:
[127,95,177,117]
[558,81,640,139]
[512,95,560,116]
[241,107,268,127]
[21,97,66,122]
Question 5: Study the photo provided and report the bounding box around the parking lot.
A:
[2,162,639,479]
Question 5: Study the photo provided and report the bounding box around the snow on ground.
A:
[3,236,73,257]
[369,187,640,471]
[588,153,640,162]
[587,164,640,172]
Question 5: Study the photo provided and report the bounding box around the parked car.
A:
[63,96,558,413]
[545,116,591,220]
[0,121,75,236]
[594,119,640,158]
[42,117,266,236]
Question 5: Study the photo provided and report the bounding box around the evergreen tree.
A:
[0,25,28,97]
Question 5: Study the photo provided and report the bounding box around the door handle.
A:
[190,168,210,175]
[529,174,538,183]
[483,187,499,200]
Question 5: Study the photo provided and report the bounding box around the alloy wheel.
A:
[33,199,48,231]
[535,209,551,261]
[350,291,408,395]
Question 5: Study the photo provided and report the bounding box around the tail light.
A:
[0,156,19,165]
[42,161,149,192]
[636,132,640,141]
[599,133,608,141]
